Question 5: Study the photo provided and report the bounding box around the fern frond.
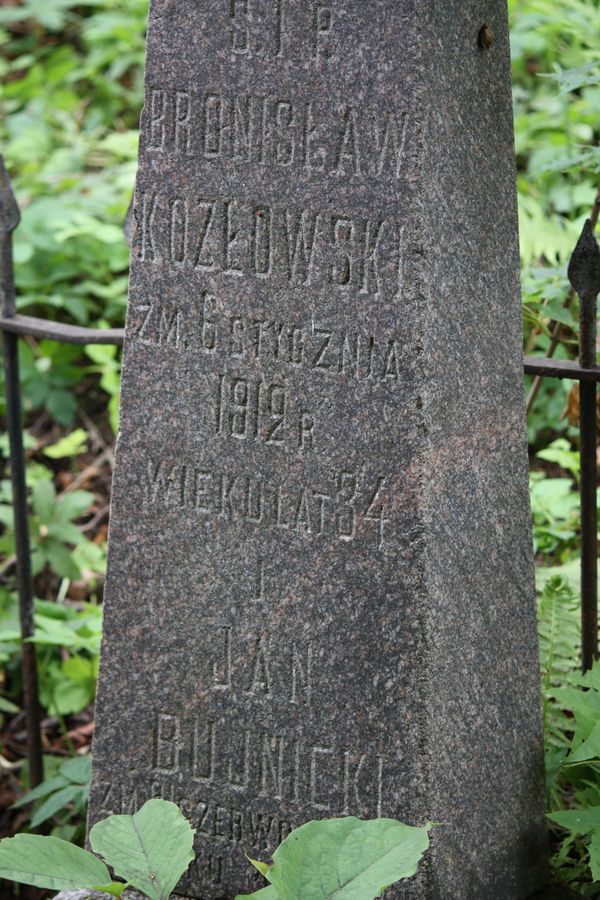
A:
[538,574,581,747]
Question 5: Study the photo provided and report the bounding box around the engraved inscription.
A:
[313,4,334,59]
[133,297,405,388]
[211,626,312,707]
[147,460,390,547]
[229,1,334,60]
[214,374,316,451]
[230,0,287,58]
[132,193,406,299]
[149,712,385,818]
[144,88,410,180]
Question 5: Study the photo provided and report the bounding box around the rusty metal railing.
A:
[1,153,599,791]
[524,221,600,674]
[0,159,124,790]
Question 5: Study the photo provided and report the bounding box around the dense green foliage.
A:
[0,800,430,899]
[0,0,599,894]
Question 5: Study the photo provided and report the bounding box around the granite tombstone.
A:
[89,1,548,897]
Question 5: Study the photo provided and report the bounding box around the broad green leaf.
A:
[44,539,81,580]
[60,753,92,784]
[55,490,95,522]
[236,887,280,899]
[32,480,56,523]
[0,834,110,891]
[90,799,195,900]
[53,677,93,716]
[47,521,86,544]
[30,784,83,829]
[548,806,600,834]
[266,818,430,900]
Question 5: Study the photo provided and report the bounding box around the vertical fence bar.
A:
[0,159,43,787]
[568,220,600,672]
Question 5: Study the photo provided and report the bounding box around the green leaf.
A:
[47,520,86,544]
[44,539,82,580]
[60,753,92,785]
[545,62,600,96]
[55,490,95,522]
[0,834,110,891]
[53,677,93,716]
[92,883,128,898]
[11,774,69,809]
[30,784,83,829]
[0,696,19,714]
[566,721,600,763]
[90,799,195,900]
[264,818,430,900]
[46,390,77,427]
[32,480,56,523]
[589,830,600,883]
[248,857,271,878]
[43,428,88,459]
[548,806,600,834]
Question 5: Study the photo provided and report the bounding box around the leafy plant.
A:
[236,817,432,900]
[0,800,431,900]
[89,800,196,899]
[0,799,193,898]
[530,471,580,560]
[0,834,112,895]
[0,478,104,582]
[538,574,581,747]
[545,662,600,893]
[11,754,90,832]
[0,0,143,427]
[0,588,102,718]
[85,343,122,434]
[30,480,98,580]
[43,428,89,460]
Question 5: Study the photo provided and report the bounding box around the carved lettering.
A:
[143,87,410,181]
[148,713,385,819]
[134,300,406,386]
[214,374,317,450]
[146,459,391,546]
[135,193,406,299]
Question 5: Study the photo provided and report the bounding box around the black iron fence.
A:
[1,155,599,791]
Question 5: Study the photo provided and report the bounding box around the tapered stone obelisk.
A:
[89,2,548,896]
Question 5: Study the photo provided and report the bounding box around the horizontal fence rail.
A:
[0,152,598,792]
[524,357,600,383]
[0,313,124,346]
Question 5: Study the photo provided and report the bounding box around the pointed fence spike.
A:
[0,156,21,235]
[568,219,600,299]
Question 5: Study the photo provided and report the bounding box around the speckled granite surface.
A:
[88,1,548,897]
